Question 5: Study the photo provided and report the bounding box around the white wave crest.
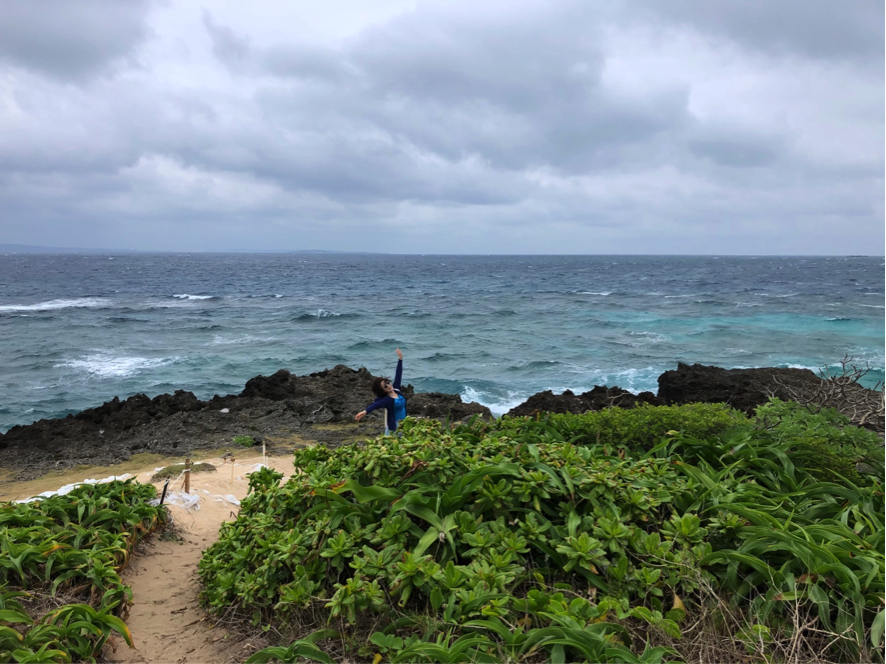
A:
[782,363,821,372]
[591,366,659,393]
[627,331,671,344]
[577,291,611,296]
[56,353,178,378]
[210,334,274,346]
[173,294,214,300]
[461,387,526,417]
[0,298,110,313]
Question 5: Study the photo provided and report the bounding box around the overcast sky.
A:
[0,1,883,254]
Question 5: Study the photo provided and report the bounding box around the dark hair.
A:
[371,377,390,398]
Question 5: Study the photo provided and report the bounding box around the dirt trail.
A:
[91,451,298,663]
[92,451,298,663]
[17,451,301,664]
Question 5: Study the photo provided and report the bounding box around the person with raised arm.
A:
[355,348,407,434]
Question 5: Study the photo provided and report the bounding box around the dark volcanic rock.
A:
[657,362,823,413]
[0,364,490,481]
[507,386,662,417]
[408,392,493,422]
[240,364,413,422]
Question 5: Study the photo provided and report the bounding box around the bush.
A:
[505,402,748,452]
[0,480,167,661]
[753,398,885,484]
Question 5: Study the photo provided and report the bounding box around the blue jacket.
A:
[364,359,406,432]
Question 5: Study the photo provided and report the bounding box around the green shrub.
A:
[510,402,748,452]
[0,480,167,661]
[753,398,885,484]
[234,435,256,447]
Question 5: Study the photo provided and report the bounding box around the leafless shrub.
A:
[768,354,884,435]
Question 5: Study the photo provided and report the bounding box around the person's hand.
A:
[355,410,366,421]
[396,348,403,360]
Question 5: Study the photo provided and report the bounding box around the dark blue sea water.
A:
[0,253,882,433]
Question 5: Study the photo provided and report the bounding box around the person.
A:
[355,348,407,434]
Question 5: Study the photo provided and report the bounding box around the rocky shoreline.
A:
[0,362,880,481]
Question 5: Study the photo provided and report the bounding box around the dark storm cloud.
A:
[0,0,155,79]
[252,7,692,175]
[199,4,694,202]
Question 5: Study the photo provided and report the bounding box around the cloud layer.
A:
[0,0,882,253]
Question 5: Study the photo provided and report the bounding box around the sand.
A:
[2,449,302,664]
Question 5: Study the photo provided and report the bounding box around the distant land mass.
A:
[0,244,137,254]
[0,245,377,255]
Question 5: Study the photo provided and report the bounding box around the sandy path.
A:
[96,451,299,664]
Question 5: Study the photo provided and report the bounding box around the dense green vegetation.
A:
[198,401,884,663]
[0,480,166,662]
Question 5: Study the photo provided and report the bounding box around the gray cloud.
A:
[203,10,251,68]
[0,0,155,79]
[637,0,884,62]
[0,1,882,254]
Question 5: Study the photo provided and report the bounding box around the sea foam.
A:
[0,298,109,313]
[461,386,526,417]
[173,294,215,300]
[56,353,178,378]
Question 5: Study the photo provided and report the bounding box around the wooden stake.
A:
[184,457,191,494]
[262,441,266,467]
[230,457,235,483]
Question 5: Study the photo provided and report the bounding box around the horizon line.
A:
[1,245,883,258]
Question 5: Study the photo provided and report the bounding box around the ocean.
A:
[0,253,882,433]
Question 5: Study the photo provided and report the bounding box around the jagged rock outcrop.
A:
[507,385,661,417]
[657,362,823,413]
[658,362,884,433]
[0,365,491,481]
[408,392,494,422]
[506,362,882,424]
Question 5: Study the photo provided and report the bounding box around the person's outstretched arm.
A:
[392,348,403,390]
[356,394,394,421]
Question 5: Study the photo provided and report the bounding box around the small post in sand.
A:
[184,457,191,494]
[230,457,235,484]
[262,440,266,468]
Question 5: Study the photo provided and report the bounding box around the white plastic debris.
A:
[15,474,133,503]
[219,408,230,413]
[224,494,240,506]
[160,490,201,511]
